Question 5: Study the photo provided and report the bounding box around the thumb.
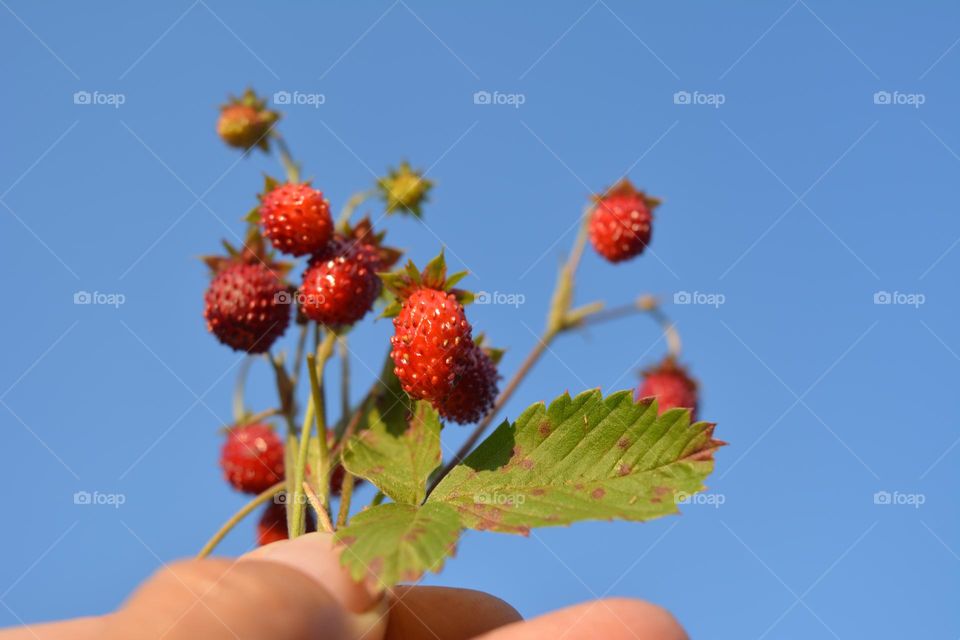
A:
[101,533,382,640]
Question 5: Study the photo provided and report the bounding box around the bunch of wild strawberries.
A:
[205,90,698,546]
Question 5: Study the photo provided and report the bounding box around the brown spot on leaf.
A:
[617,463,631,476]
[591,488,606,500]
[617,436,631,449]
[531,488,546,496]
[652,486,670,497]
[521,458,534,470]
[538,421,552,436]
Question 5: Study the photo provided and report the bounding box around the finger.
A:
[476,598,687,640]
[101,555,351,640]
[242,531,379,613]
[0,616,106,640]
[385,586,522,640]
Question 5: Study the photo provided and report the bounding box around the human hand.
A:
[0,533,686,639]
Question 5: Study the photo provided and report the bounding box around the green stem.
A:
[336,473,356,528]
[291,333,336,538]
[273,134,301,183]
[337,189,377,228]
[197,482,283,558]
[232,356,255,422]
[338,336,350,425]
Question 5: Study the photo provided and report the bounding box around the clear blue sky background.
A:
[1,1,957,637]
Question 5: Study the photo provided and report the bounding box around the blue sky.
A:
[1,1,958,637]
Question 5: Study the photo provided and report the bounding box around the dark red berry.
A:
[220,423,285,494]
[436,343,499,424]
[204,262,291,353]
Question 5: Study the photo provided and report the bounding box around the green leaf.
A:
[343,401,442,505]
[429,389,724,534]
[335,502,461,589]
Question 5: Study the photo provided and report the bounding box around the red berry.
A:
[204,262,291,353]
[436,343,499,424]
[588,179,659,263]
[300,236,383,327]
[220,423,285,494]
[256,502,289,546]
[636,358,698,420]
[391,288,473,402]
[259,183,333,256]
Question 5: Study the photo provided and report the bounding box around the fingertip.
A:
[241,532,379,614]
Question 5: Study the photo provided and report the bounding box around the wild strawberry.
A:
[203,233,291,354]
[636,357,698,420]
[217,89,278,152]
[382,253,475,402]
[378,161,433,217]
[588,178,660,263]
[257,502,289,546]
[299,219,400,327]
[220,422,285,494]
[257,180,333,257]
[436,340,500,424]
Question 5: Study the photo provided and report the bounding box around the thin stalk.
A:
[291,334,336,537]
[197,482,283,558]
[338,336,350,425]
[337,189,378,228]
[336,473,356,528]
[289,323,310,387]
[303,482,335,533]
[273,134,301,183]
[232,356,255,422]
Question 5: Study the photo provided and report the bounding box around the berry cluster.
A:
[202,89,701,551]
